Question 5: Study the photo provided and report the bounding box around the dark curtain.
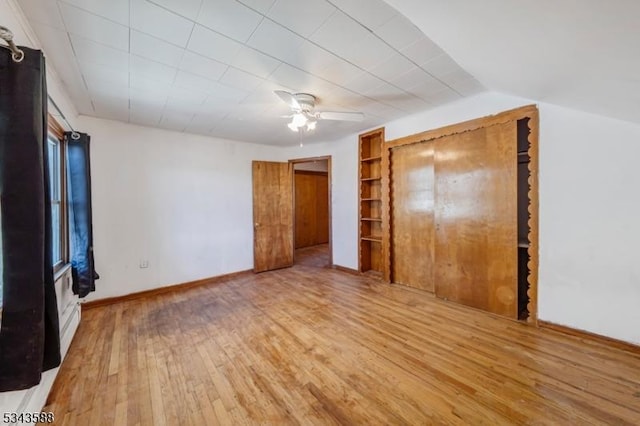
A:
[0,47,61,391]
[66,132,98,297]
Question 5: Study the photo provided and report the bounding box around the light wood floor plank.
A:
[43,245,640,425]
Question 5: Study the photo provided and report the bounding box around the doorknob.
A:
[255,223,260,227]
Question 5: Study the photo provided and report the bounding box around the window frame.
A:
[48,115,69,273]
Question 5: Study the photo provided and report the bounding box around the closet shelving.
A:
[358,128,385,274]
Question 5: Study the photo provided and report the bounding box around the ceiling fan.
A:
[274,90,364,132]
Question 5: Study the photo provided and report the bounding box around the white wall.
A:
[291,92,640,345]
[537,103,640,344]
[80,117,285,301]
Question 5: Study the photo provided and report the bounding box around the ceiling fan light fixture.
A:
[287,113,315,132]
[292,113,307,127]
[276,90,364,133]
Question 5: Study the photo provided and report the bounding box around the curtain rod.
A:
[48,96,80,140]
[0,25,24,62]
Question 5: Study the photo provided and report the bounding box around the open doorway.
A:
[289,156,331,268]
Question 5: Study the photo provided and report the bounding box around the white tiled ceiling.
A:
[19,0,485,146]
[198,0,262,42]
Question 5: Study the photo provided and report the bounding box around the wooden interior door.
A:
[294,171,329,248]
[390,141,435,292]
[252,161,293,273]
[315,173,329,244]
[434,122,518,318]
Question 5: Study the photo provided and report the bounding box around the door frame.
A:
[381,105,539,324]
[288,156,333,266]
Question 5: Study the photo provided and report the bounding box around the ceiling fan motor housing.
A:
[293,93,316,112]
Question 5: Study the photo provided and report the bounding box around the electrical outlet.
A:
[139,259,149,269]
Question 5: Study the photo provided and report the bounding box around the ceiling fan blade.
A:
[316,111,365,122]
[274,90,301,110]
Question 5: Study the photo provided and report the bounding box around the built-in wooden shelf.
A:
[359,127,385,274]
[361,236,382,242]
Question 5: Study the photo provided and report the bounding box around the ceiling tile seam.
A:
[145,0,201,24]
[144,26,166,130]
[218,67,250,91]
[185,112,215,135]
[303,5,339,40]
[187,43,268,84]
[181,114,195,132]
[129,21,264,83]
[171,9,203,85]
[64,28,226,91]
[119,2,416,111]
[64,30,131,54]
[56,0,96,114]
[324,0,396,33]
[236,81,266,109]
[56,1,436,124]
[70,35,201,84]
[130,28,197,52]
[255,36,423,114]
[243,14,266,44]
[58,0,130,29]
[157,103,174,129]
[323,0,466,97]
[236,0,276,16]
[170,15,401,114]
[127,0,133,123]
[243,13,435,113]
[162,89,207,123]
[187,113,216,135]
[64,49,96,114]
[68,39,255,112]
[130,51,183,74]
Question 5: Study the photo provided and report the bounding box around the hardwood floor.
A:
[295,244,330,268]
[45,255,640,425]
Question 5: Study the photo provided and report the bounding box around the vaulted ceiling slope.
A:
[385,0,640,125]
[17,0,484,146]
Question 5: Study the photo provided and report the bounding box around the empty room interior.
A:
[1,0,640,424]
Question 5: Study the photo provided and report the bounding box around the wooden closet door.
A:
[295,172,329,248]
[390,141,435,292]
[434,122,518,318]
[295,172,316,248]
[315,174,329,244]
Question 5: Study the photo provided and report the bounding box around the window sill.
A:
[54,263,72,282]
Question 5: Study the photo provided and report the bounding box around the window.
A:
[47,115,68,271]
[48,136,64,267]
